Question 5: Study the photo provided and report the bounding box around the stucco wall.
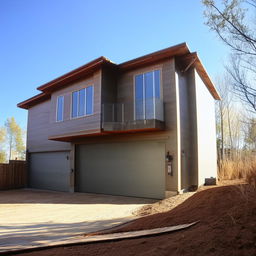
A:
[194,69,217,185]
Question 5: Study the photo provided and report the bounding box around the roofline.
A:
[37,56,115,92]
[119,42,190,70]
[17,93,50,109]
[18,43,220,109]
[191,52,221,100]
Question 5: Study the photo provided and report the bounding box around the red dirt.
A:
[12,184,256,256]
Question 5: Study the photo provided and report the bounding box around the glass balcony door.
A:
[135,70,161,120]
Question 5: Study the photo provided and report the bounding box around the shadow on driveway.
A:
[0,217,135,252]
[0,189,156,205]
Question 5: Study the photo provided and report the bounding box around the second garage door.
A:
[75,141,165,199]
[29,151,70,192]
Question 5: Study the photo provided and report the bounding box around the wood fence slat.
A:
[0,161,27,190]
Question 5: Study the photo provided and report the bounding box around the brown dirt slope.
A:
[133,191,195,216]
[14,184,256,256]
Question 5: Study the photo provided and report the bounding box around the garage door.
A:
[29,151,70,192]
[75,141,165,199]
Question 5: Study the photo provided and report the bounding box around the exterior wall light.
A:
[166,151,173,162]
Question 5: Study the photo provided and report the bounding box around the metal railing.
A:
[102,98,164,124]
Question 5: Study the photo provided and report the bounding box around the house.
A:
[18,43,220,199]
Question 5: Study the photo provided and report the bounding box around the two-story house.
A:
[18,43,220,199]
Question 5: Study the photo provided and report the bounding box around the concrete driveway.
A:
[0,189,155,253]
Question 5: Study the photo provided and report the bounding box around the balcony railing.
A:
[102,98,164,131]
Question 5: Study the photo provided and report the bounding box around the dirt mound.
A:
[108,184,256,233]
[133,191,195,216]
[16,184,256,256]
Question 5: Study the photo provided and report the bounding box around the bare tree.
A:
[215,74,245,159]
[203,0,256,112]
[215,75,232,159]
[244,118,256,150]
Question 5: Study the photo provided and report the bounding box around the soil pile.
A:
[133,191,195,216]
[16,184,256,256]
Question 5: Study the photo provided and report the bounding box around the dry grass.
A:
[218,158,256,187]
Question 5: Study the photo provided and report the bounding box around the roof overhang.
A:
[18,42,220,109]
[17,93,51,110]
[48,129,103,142]
[119,42,190,71]
[18,57,116,109]
[176,52,221,100]
[37,56,115,93]
[49,127,165,142]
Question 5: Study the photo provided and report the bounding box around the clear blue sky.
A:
[0,0,228,129]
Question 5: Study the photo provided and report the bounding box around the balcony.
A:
[102,98,165,132]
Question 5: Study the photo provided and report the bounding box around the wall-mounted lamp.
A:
[166,151,173,176]
[166,151,173,162]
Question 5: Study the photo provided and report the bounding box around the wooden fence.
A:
[0,160,27,190]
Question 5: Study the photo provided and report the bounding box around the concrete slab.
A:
[1,222,199,254]
[0,189,155,253]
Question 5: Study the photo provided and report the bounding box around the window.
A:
[56,96,64,122]
[72,86,94,118]
[135,70,161,120]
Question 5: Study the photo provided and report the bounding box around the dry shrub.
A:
[246,168,256,188]
[218,158,256,187]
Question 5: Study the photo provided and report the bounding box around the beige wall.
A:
[194,70,217,185]
[177,70,191,190]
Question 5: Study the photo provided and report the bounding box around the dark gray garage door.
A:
[29,151,70,192]
[75,141,165,199]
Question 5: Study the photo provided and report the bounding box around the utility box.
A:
[205,177,217,186]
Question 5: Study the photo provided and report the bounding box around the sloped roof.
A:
[18,43,220,109]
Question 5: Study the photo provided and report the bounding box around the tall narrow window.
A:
[72,91,79,118]
[144,71,154,119]
[86,86,93,115]
[56,95,64,122]
[135,74,144,120]
[135,70,161,120]
[78,88,85,117]
[71,86,94,118]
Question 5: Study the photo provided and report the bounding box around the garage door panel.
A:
[76,142,165,199]
[29,152,70,192]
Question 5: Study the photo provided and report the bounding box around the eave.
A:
[18,42,220,110]
[37,56,116,93]
[119,42,190,71]
[48,127,164,142]
[176,52,221,100]
[17,93,50,110]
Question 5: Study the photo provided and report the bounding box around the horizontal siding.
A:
[71,59,180,192]
[116,59,180,191]
[27,100,71,152]
[117,59,175,129]
[49,71,102,138]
